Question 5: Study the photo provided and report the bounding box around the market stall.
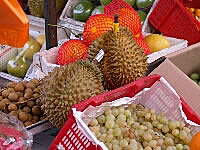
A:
[0,0,200,150]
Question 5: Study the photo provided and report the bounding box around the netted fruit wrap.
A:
[0,112,33,150]
[72,77,200,150]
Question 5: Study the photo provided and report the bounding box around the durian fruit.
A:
[28,0,66,18]
[100,26,147,89]
[39,60,104,128]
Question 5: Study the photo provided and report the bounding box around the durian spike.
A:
[113,14,120,34]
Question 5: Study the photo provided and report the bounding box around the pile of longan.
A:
[0,79,45,127]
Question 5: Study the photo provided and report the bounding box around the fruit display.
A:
[0,79,44,127]
[70,0,154,25]
[88,104,192,150]
[189,73,200,85]
[144,34,170,53]
[39,60,104,128]
[27,0,67,18]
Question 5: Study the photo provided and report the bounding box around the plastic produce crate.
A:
[49,74,200,150]
[148,0,200,45]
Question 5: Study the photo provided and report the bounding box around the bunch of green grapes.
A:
[88,104,192,150]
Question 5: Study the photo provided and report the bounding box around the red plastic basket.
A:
[48,74,200,150]
[148,0,200,45]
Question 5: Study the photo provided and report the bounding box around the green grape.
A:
[144,146,153,150]
[105,120,115,129]
[114,123,119,129]
[129,132,135,139]
[161,144,167,150]
[184,134,192,145]
[183,127,190,134]
[179,122,185,129]
[160,116,169,124]
[145,122,153,129]
[175,121,180,128]
[98,133,106,142]
[127,118,135,126]
[107,129,113,135]
[169,121,177,130]
[174,137,180,144]
[153,146,161,150]
[112,139,120,145]
[106,143,112,150]
[152,120,159,127]
[129,103,136,111]
[157,139,164,146]
[120,139,129,148]
[125,109,132,118]
[138,117,145,124]
[100,127,107,134]
[89,118,98,126]
[183,145,190,150]
[137,111,144,118]
[143,141,149,147]
[116,135,123,141]
[139,125,148,130]
[117,114,126,121]
[130,139,137,145]
[116,119,127,128]
[122,128,129,137]
[165,133,174,140]
[139,148,144,150]
[133,113,138,121]
[145,113,151,120]
[157,115,161,121]
[126,145,136,150]
[143,133,152,141]
[164,137,174,146]
[97,115,105,125]
[105,108,112,116]
[106,114,115,121]
[118,106,125,114]
[151,114,157,121]
[172,129,180,137]
[149,140,157,148]
[90,126,100,135]
[112,107,119,117]
[105,134,113,143]
[179,130,187,141]
[166,146,174,150]
[112,144,121,150]
[113,128,122,137]
[157,124,164,130]
[176,144,183,150]
[136,136,143,143]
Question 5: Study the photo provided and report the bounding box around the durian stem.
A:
[113,14,120,34]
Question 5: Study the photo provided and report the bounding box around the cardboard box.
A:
[150,42,200,117]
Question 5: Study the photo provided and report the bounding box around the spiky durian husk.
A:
[28,0,66,18]
[39,60,104,128]
[100,27,147,90]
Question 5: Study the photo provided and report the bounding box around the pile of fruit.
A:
[88,104,192,150]
[72,0,155,24]
[17,0,67,18]
[189,73,200,85]
[0,34,45,78]
[0,79,44,127]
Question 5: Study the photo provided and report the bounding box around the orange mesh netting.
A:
[0,0,29,48]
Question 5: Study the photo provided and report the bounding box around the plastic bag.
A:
[0,0,29,48]
[0,112,33,150]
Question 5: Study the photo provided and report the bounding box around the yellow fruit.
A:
[144,34,170,53]
[36,34,45,46]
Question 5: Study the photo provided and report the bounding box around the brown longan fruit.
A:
[2,90,10,98]
[36,99,41,106]
[7,82,17,88]
[16,92,23,97]
[18,97,25,103]
[31,78,40,86]
[8,93,19,102]
[9,111,19,118]
[19,112,29,122]
[24,88,33,94]
[1,98,10,104]
[8,104,18,111]
[32,116,39,124]
[32,106,42,116]
[7,88,15,93]
[15,83,24,92]
[0,102,6,111]
[26,82,36,90]
[27,114,33,121]
[0,96,3,101]
[22,81,28,87]
[27,101,35,107]
[23,107,31,113]
[24,121,33,127]
[33,88,40,93]
[24,93,32,100]
[33,93,40,98]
